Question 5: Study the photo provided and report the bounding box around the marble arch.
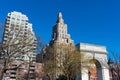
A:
[76,43,110,80]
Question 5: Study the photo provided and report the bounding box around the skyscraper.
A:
[47,12,74,79]
[2,11,36,62]
[50,12,74,45]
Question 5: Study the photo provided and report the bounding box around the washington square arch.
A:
[76,43,110,80]
[44,12,110,80]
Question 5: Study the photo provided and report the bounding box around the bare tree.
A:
[0,24,37,80]
[108,51,120,80]
[36,36,45,63]
[42,43,91,80]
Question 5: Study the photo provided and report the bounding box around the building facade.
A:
[2,11,36,62]
[50,12,74,45]
[48,12,74,78]
[3,61,43,80]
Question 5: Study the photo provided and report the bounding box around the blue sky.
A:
[0,0,120,56]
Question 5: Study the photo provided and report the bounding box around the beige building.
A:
[50,12,74,45]
[44,12,75,79]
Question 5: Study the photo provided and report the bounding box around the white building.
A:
[2,11,36,62]
[76,43,110,80]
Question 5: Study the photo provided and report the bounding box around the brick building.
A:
[3,61,44,80]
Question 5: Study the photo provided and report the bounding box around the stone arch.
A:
[95,59,103,80]
[88,59,103,80]
[76,43,110,80]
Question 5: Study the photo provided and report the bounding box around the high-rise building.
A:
[2,11,36,62]
[50,12,74,45]
[45,12,75,79]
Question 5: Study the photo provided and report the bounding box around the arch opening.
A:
[89,59,103,80]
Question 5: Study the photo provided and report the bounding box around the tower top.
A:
[58,12,62,18]
[50,12,74,45]
[57,12,64,24]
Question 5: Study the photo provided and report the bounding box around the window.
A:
[18,68,21,72]
[62,34,64,38]
[67,39,69,43]
[16,25,19,27]
[65,30,66,33]
[21,22,24,25]
[25,65,28,69]
[17,77,21,80]
[17,18,20,21]
[9,33,13,37]
[20,31,23,34]
[21,19,24,22]
[11,24,14,27]
[11,21,15,24]
[16,22,19,24]
[12,17,15,20]
[21,25,24,28]
[62,30,64,33]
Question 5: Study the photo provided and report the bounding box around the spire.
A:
[56,12,64,24]
[58,12,62,19]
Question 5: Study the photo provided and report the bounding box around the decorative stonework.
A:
[76,43,110,80]
[50,12,74,45]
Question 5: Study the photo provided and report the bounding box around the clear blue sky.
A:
[0,0,120,56]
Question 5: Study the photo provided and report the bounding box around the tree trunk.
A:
[66,74,69,80]
[0,59,7,80]
[68,75,71,80]
[0,68,5,80]
[26,62,30,80]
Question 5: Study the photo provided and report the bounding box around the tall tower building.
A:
[50,12,74,45]
[47,12,74,78]
[2,11,36,62]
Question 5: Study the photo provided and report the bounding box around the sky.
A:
[0,0,120,56]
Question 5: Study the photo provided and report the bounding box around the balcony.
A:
[7,17,10,20]
[5,24,9,27]
[10,70,16,73]
[6,21,10,24]
[4,38,7,41]
[5,28,9,31]
[30,67,35,69]
[26,20,28,22]
[30,71,34,73]
[10,74,16,77]
[10,77,16,80]
[29,79,35,80]
[4,34,8,37]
